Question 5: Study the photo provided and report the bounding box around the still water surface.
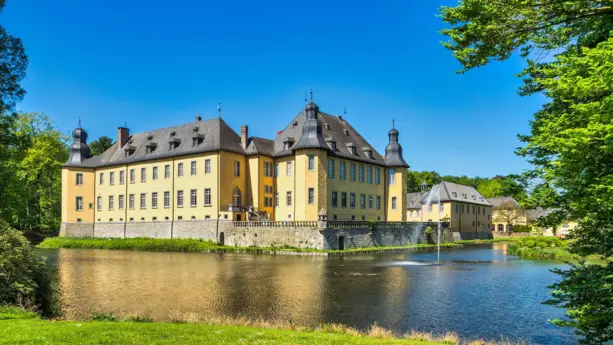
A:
[39,244,576,344]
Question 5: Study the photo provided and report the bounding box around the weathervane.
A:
[309,89,313,101]
[217,103,221,117]
[78,117,81,128]
[343,106,347,118]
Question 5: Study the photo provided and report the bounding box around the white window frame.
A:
[76,173,83,186]
[308,156,315,171]
[164,191,170,208]
[204,189,211,206]
[308,188,315,204]
[140,193,146,209]
[190,189,197,207]
[191,161,197,176]
[152,192,158,209]
[205,159,211,174]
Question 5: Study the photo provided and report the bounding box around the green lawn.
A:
[454,238,521,244]
[0,308,451,345]
[38,237,459,254]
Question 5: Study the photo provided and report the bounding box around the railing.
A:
[232,221,318,228]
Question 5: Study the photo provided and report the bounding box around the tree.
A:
[492,200,526,233]
[89,136,114,156]
[406,170,441,192]
[440,1,613,343]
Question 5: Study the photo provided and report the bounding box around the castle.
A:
[61,97,408,231]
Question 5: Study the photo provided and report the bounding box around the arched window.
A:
[232,187,242,207]
[507,224,514,232]
[497,224,504,232]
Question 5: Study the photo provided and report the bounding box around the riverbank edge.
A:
[454,238,520,244]
[38,237,462,256]
[0,307,516,345]
[507,243,609,264]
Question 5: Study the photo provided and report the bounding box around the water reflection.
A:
[43,245,577,345]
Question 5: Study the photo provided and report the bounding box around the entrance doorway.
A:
[219,232,225,246]
[338,236,345,250]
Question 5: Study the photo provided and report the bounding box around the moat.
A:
[38,244,577,345]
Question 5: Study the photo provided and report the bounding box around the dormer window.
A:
[170,131,176,137]
[283,137,295,150]
[462,193,468,199]
[346,143,357,156]
[472,195,476,200]
[324,124,331,130]
[363,147,373,159]
[168,137,181,151]
[124,145,136,158]
[145,142,158,154]
[326,139,336,151]
[147,134,154,141]
[192,134,204,147]
[292,121,298,128]
[452,192,457,197]
[343,129,350,136]
[192,126,199,133]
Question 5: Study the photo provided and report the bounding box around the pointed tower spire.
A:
[384,119,408,167]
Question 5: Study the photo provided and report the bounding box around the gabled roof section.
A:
[406,192,423,210]
[408,181,491,208]
[245,137,274,156]
[486,196,519,208]
[77,117,245,168]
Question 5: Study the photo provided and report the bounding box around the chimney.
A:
[118,127,130,148]
[240,125,248,149]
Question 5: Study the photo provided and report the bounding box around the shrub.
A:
[514,236,567,249]
[0,221,59,316]
[512,225,532,233]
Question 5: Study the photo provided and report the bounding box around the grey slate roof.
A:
[406,192,423,210]
[66,117,245,168]
[486,196,519,208]
[407,181,492,209]
[245,137,274,156]
[272,108,386,165]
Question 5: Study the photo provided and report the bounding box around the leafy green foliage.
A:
[514,236,567,249]
[440,1,613,342]
[0,221,58,316]
[0,1,28,113]
[89,136,114,156]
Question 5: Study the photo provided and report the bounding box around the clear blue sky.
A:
[2,0,542,177]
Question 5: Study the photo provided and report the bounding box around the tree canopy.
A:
[441,1,613,343]
[89,136,114,156]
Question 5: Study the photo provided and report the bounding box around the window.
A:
[275,192,279,207]
[350,193,356,209]
[478,207,481,215]
[141,168,146,182]
[109,172,115,185]
[360,194,365,209]
[375,168,380,184]
[177,190,184,207]
[337,161,345,180]
[97,196,102,211]
[368,195,373,209]
[153,167,158,180]
[473,206,475,214]
[109,195,114,210]
[205,159,211,174]
[286,191,292,206]
[461,204,464,213]
[140,193,146,209]
[350,163,356,181]
[341,192,347,208]
[129,194,135,209]
[164,191,170,208]
[388,169,396,185]
[76,197,83,211]
[376,195,381,210]
[233,188,242,207]
[191,161,197,175]
[275,163,279,177]
[392,197,397,210]
[332,191,338,208]
[119,171,125,185]
[263,162,271,176]
[119,195,124,210]
[428,205,433,212]
[130,169,135,183]
[99,172,104,185]
[456,204,459,213]
[234,161,240,176]
[177,163,183,177]
[190,189,197,206]
[365,167,371,184]
[76,173,83,185]
[204,189,211,206]
[165,165,170,178]
[328,159,334,178]
[308,188,315,204]
[359,165,364,182]
[152,192,158,208]
[440,204,444,211]
[308,156,315,171]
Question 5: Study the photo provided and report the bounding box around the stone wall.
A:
[60,220,469,250]
[452,230,493,241]
[60,222,94,237]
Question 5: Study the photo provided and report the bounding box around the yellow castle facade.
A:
[61,98,409,227]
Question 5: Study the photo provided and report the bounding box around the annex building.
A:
[61,97,409,230]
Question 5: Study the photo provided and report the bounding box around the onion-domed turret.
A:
[293,91,327,150]
[384,120,408,167]
[66,121,92,165]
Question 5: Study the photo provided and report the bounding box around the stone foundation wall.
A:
[60,222,94,237]
[60,221,467,250]
[452,231,493,241]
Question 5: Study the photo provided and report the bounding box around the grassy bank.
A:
[454,238,520,244]
[507,236,608,264]
[38,237,460,255]
[0,307,509,345]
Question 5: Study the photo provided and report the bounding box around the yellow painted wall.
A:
[406,201,492,233]
[385,168,406,221]
[327,159,385,221]
[492,210,530,232]
[62,167,95,223]
[219,151,247,221]
[174,153,219,220]
[274,156,295,221]
[125,158,176,222]
[94,165,129,222]
[294,150,325,221]
[258,156,275,219]
[247,157,259,210]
